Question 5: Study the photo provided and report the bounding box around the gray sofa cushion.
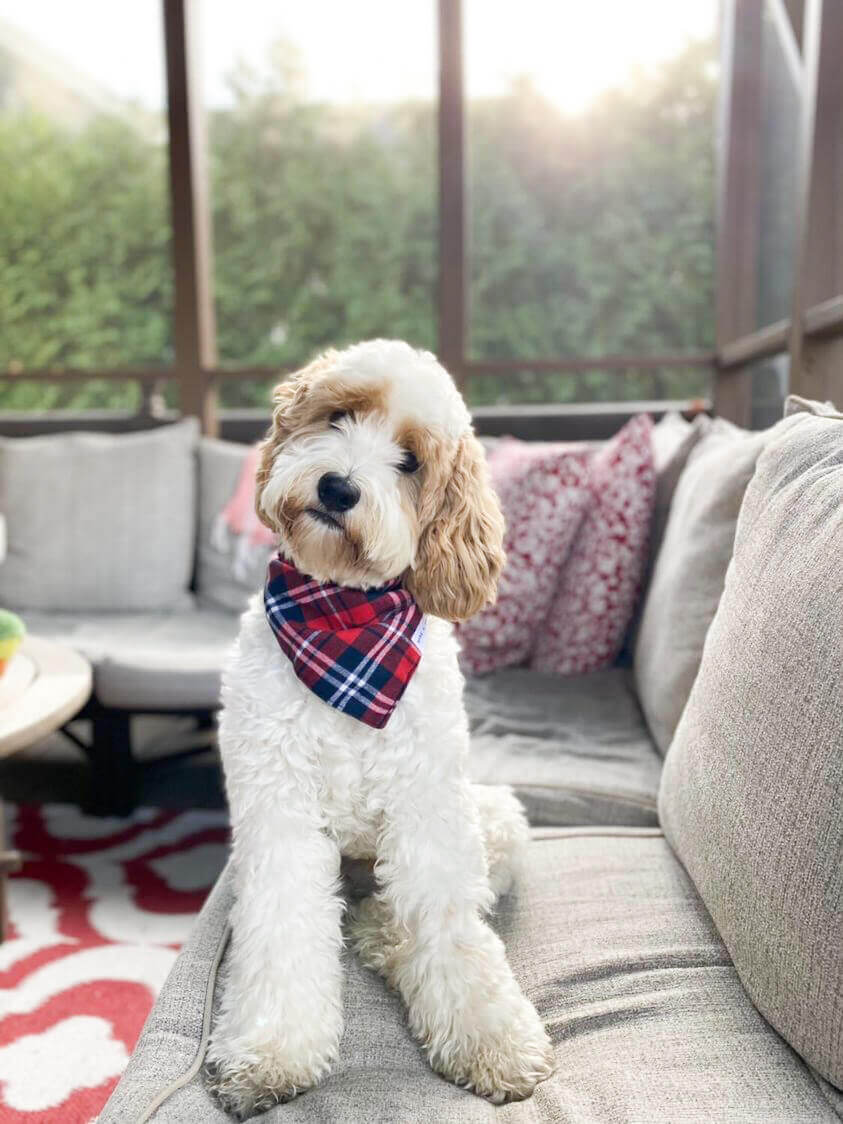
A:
[624,411,711,656]
[659,407,843,1090]
[634,420,767,754]
[197,438,273,612]
[0,420,198,612]
[648,410,710,571]
[466,668,662,827]
[101,831,840,1123]
[22,606,239,710]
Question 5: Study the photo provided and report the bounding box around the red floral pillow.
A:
[530,414,655,675]
[457,439,591,675]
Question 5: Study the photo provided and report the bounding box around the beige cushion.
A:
[633,420,767,754]
[648,411,710,569]
[196,437,261,612]
[659,406,843,1089]
[0,420,198,612]
[784,394,843,419]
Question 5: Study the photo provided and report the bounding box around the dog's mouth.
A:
[305,507,344,532]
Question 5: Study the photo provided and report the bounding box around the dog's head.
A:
[256,340,505,621]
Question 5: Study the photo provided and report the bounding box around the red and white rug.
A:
[0,803,229,1123]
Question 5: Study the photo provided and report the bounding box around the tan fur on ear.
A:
[406,433,505,622]
[254,352,337,530]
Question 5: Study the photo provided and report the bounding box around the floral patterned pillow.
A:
[457,439,592,675]
[530,414,655,675]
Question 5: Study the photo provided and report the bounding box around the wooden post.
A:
[789,0,843,406]
[438,0,467,383]
[163,0,219,435]
[714,0,764,425]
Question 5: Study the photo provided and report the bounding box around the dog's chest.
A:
[313,734,380,850]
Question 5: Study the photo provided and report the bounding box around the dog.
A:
[207,340,554,1117]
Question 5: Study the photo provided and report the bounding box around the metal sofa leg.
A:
[82,707,139,817]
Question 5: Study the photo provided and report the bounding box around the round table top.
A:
[0,636,92,758]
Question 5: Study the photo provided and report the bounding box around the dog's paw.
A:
[428,994,554,1104]
[348,895,407,976]
[205,1038,335,1119]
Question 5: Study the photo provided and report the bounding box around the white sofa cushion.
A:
[0,420,198,612]
[22,604,239,710]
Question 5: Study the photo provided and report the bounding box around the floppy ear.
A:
[406,432,505,622]
[255,352,335,530]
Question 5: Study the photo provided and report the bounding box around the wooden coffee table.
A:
[0,636,92,939]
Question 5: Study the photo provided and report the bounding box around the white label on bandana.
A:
[411,616,427,651]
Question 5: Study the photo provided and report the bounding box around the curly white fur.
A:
[206,341,553,1117]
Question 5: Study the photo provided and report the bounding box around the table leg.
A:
[0,801,22,943]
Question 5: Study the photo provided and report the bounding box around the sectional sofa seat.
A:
[99,397,843,1121]
[466,668,661,827]
[0,418,675,825]
[102,830,842,1124]
[18,606,240,712]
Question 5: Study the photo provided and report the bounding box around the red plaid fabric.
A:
[264,556,426,729]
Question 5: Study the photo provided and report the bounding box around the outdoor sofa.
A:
[0,415,658,821]
[0,399,841,1120]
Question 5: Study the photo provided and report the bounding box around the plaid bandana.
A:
[264,556,426,729]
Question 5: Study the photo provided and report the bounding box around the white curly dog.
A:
[207,340,553,1117]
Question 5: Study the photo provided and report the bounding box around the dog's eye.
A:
[329,410,350,429]
[399,450,420,474]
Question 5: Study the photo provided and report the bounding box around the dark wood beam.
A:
[0,369,171,384]
[463,354,715,375]
[163,0,219,435]
[804,294,843,336]
[0,353,716,385]
[790,0,843,406]
[437,0,466,381]
[714,0,764,425]
[718,319,790,368]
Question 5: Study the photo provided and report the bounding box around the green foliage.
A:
[0,112,171,408]
[467,41,716,404]
[0,38,715,411]
[209,54,438,399]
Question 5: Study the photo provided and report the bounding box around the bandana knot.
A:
[264,556,426,729]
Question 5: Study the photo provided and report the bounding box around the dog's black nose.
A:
[317,472,360,513]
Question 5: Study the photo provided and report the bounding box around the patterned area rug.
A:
[0,803,229,1123]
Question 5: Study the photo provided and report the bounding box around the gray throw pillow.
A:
[196,437,274,612]
[0,420,198,612]
[634,419,767,754]
[622,412,710,660]
[659,405,843,1089]
[648,411,710,569]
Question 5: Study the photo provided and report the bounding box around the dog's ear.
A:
[255,353,335,530]
[406,432,505,622]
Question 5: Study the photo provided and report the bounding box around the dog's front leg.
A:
[206,803,344,1119]
[353,780,553,1103]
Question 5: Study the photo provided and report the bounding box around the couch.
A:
[0,423,244,811]
[3,400,841,1120]
[92,396,843,1121]
[0,418,659,820]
